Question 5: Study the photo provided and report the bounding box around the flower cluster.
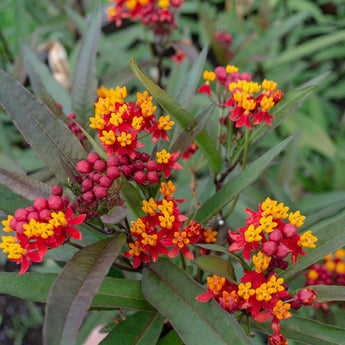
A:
[0,186,85,274]
[197,65,283,130]
[305,248,345,310]
[124,180,217,267]
[107,0,184,35]
[215,30,233,61]
[197,199,318,344]
[90,86,182,179]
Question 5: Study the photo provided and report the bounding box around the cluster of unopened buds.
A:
[196,198,318,345]
[67,113,86,144]
[0,186,86,274]
[215,30,234,60]
[124,180,217,267]
[305,248,345,310]
[198,65,283,130]
[107,0,184,35]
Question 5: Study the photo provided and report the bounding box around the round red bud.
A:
[93,186,108,199]
[99,175,113,188]
[76,160,92,174]
[92,173,103,184]
[295,288,317,306]
[140,152,150,162]
[82,179,94,192]
[276,244,290,259]
[131,161,145,172]
[48,196,65,211]
[107,155,120,167]
[87,152,100,164]
[145,160,158,171]
[39,209,52,222]
[51,185,63,196]
[9,217,17,230]
[107,166,120,180]
[119,156,129,166]
[93,159,107,172]
[33,198,49,211]
[147,171,160,184]
[26,206,36,213]
[83,191,95,203]
[134,171,146,184]
[14,208,29,222]
[27,212,40,222]
[121,165,132,177]
[262,241,277,256]
[269,229,282,243]
[15,221,27,234]
[283,223,298,238]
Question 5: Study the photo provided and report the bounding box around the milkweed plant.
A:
[1,1,345,345]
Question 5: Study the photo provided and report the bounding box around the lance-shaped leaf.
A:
[310,285,345,303]
[0,166,51,201]
[0,272,154,311]
[0,185,31,214]
[100,311,163,345]
[142,258,253,345]
[129,58,222,172]
[43,235,126,345]
[0,69,87,183]
[195,135,295,224]
[195,255,236,283]
[120,177,146,218]
[70,2,102,128]
[175,44,208,108]
[280,212,345,282]
[21,44,71,115]
[253,316,345,345]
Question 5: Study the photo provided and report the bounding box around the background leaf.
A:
[310,285,345,303]
[0,69,87,183]
[70,2,101,127]
[43,235,126,345]
[195,135,295,224]
[100,311,163,345]
[142,258,253,345]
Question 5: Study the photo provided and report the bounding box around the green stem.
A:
[180,251,186,271]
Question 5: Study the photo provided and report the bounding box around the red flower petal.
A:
[68,214,86,225]
[195,291,213,302]
[66,226,82,240]
[182,246,194,260]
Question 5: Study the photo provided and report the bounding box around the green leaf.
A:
[129,58,223,172]
[142,258,253,345]
[157,330,183,345]
[21,44,72,115]
[0,166,51,201]
[0,185,31,214]
[266,29,345,67]
[70,2,101,128]
[310,285,345,303]
[0,272,154,311]
[175,44,208,108]
[43,235,126,345]
[195,255,236,283]
[120,178,145,218]
[280,212,345,282]
[0,69,87,183]
[254,316,345,345]
[195,135,295,224]
[100,311,163,345]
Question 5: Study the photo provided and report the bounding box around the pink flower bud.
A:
[76,160,92,174]
[283,223,297,238]
[93,186,108,199]
[15,221,27,233]
[83,191,95,203]
[51,185,63,196]
[99,176,113,188]
[27,212,40,221]
[82,179,94,192]
[269,229,282,243]
[131,161,145,172]
[9,217,17,230]
[107,166,120,180]
[215,66,227,82]
[93,159,107,172]
[262,241,277,256]
[134,171,146,184]
[119,156,129,166]
[295,288,317,306]
[92,173,103,184]
[14,208,29,221]
[276,244,290,259]
[107,155,120,167]
[145,160,158,171]
[87,152,100,164]
[48,196,65,211]
[33,198,49,211]
[121,165,132,177]
[140,152,150,162]
[147,171,160,184]
[39,209,52,222]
